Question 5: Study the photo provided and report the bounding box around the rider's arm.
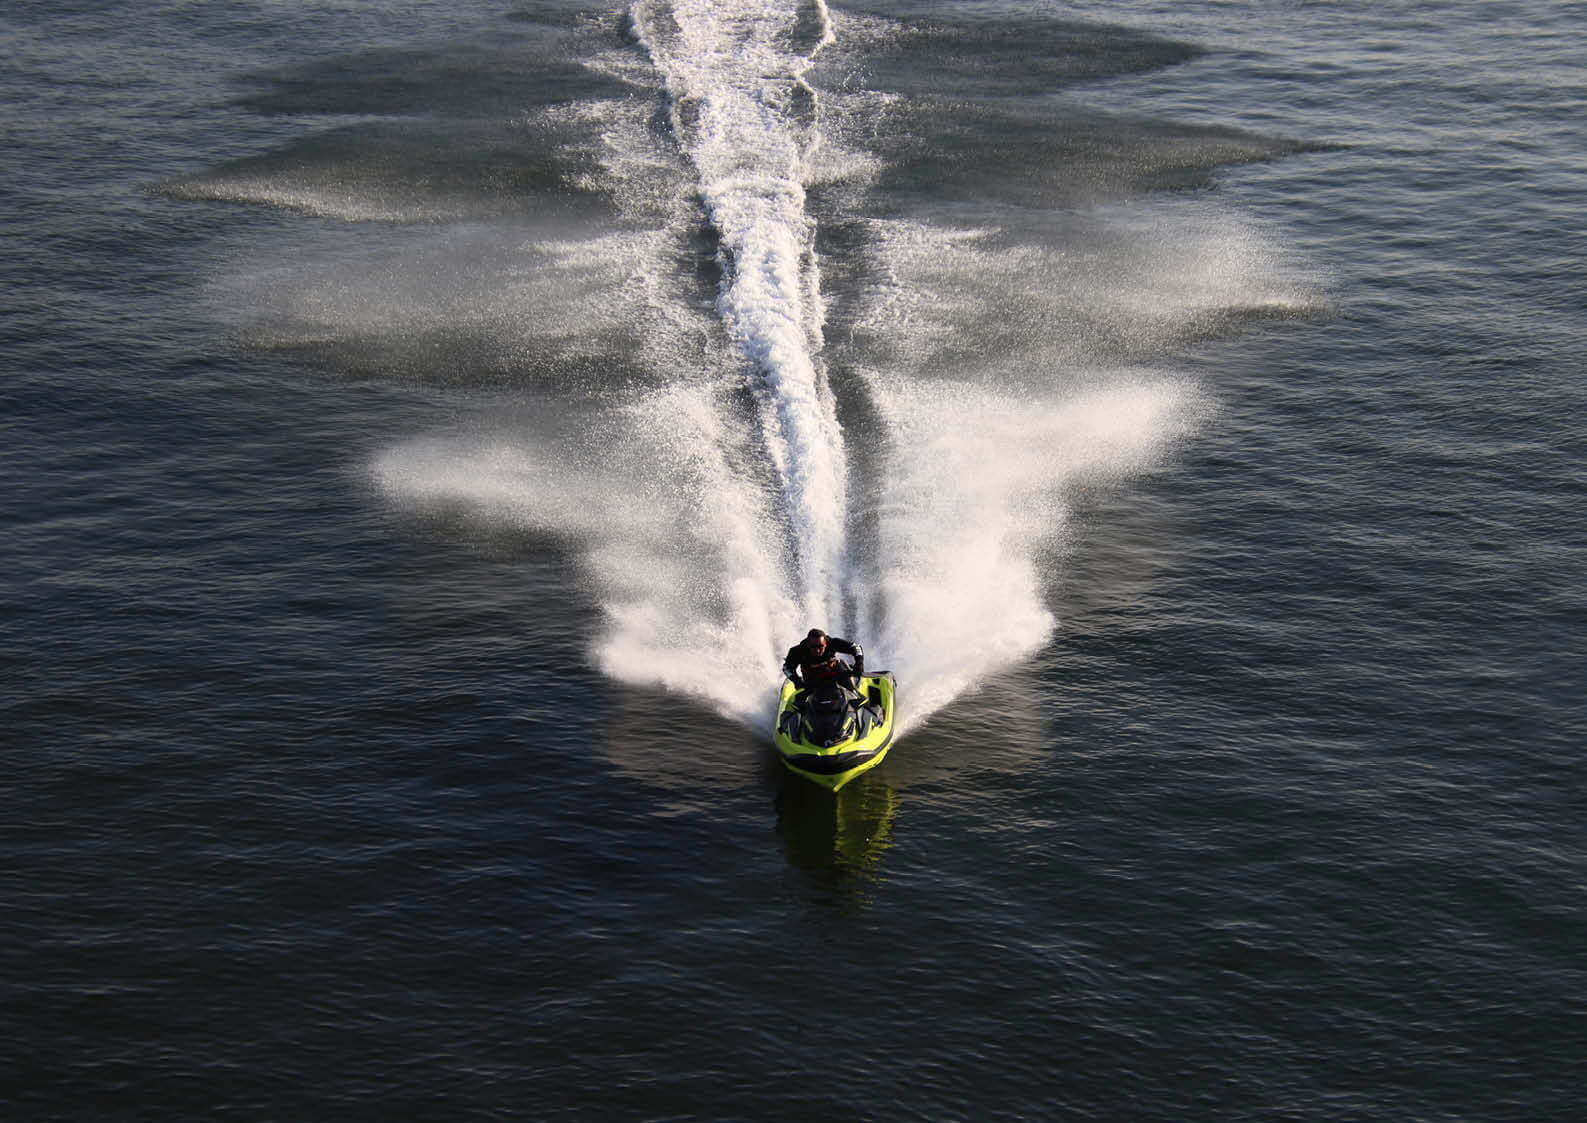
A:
[830,637,864,675]
[783,647,804,687]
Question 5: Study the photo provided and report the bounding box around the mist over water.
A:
[194,0,1321,730]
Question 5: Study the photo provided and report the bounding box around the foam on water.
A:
[629,0,847,618]
[364,0,1228,731]
[861,373,1205,728]
[374,379,803,723]
[159,176,439,224]
[849,205,1330,377]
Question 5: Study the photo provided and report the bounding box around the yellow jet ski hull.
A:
[773,672,897,791]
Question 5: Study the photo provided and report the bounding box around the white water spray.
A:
[364,1,1230,732]
[629,0,846,620]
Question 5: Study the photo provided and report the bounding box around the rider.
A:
[783,628,864,692]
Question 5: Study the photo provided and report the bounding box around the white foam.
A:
[861,373,1204,728]
[209,222,655,367]
[369,366,1203,731]
[631,0,848,618]
[162,177,445,224]
[364,2,1239,737]
[372,382,803,724]
[850,205,1330,377]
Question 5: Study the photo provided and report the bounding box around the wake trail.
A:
[628,0,847,624]
[371,2,1216,735]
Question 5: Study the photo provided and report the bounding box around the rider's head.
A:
[807,628,828,655]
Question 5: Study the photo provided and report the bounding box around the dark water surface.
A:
[5,1,1584,1119]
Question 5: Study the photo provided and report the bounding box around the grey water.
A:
[4,0,1585,1119]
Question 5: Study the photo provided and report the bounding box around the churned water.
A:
[4,1,1584,1119]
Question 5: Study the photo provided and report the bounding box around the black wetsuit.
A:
[783,635,864,690]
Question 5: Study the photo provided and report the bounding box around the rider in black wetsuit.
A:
[783,628,864,692]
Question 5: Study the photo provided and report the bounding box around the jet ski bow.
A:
[773,672,897,791]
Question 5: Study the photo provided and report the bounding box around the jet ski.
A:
[774,671,897,791]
